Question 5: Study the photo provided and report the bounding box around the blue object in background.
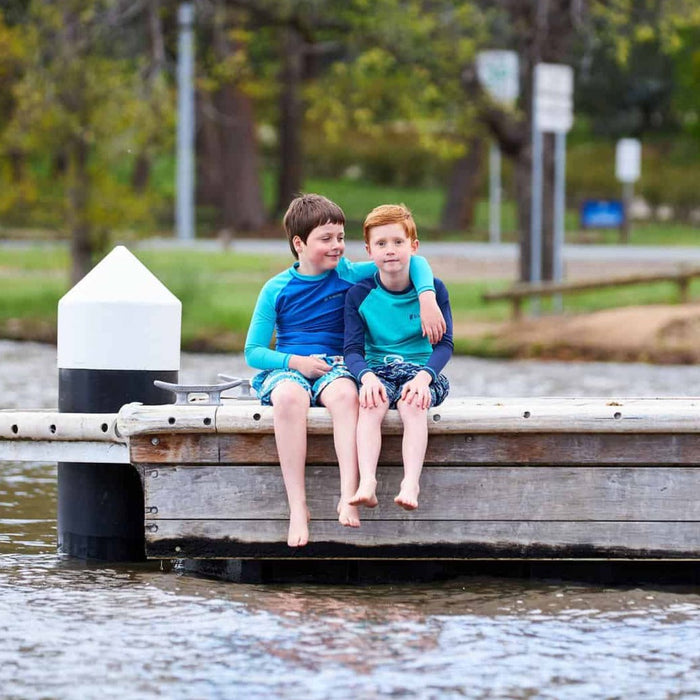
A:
[580,199,625,228]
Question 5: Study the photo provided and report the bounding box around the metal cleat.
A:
[153,378,250,406]
[217,374,255,400]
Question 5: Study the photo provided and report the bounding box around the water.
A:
[4,339,700,699]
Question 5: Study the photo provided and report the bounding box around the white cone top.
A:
[58,246,181,370]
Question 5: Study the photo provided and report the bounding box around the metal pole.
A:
[530,71,543,314]
[176,3,195,241]
[553,130,566,312]
[489,142,501,244]
[621,181,634,244]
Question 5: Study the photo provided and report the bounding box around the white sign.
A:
[534,63,574,133]
[476,50,519,105]
[615,138,641,183]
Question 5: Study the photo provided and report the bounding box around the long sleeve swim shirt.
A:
[344,275,453,382]
[244,256,435,370]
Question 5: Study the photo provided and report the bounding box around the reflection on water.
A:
[4,340,700,698]
[0,461,55,554]
[3,555,700,699]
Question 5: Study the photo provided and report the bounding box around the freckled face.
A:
[294,222,345,275]
[366,223,418,273]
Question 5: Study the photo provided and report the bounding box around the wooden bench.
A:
[116,397,700,561]
[482,265,700,320]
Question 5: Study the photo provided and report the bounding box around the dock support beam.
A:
[57,246,181,561]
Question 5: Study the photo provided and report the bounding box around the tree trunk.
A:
[513,132,556,283]
[196,93,224,209]
[514,145,531,283]
[67,136,93,286]
[131,0,166,193]
[541,132,555,281]
[275,26,304,216]
[218,84,267,231]
[477,1,581,283]
[8,148,24,183]
[196,8,266,233]
[440,137,485,232]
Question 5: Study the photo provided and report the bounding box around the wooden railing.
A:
[482,265,700,320]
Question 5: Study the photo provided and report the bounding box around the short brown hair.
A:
[363,204,417,246]
[282,194,346,258]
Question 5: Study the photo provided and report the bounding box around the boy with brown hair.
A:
[344,204,453,510]
[244,194,445,546]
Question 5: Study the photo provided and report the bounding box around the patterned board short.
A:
[369,360,449,409]
[252,355,356,407]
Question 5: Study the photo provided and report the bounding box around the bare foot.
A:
[337,500,361,528]
[287,508,310,547]
[348,479,378,508]
[394,482,419,511]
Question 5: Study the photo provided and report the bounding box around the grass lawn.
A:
[6,170,699,247]
[3,244,700,355]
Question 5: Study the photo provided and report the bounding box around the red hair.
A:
[363,204,417,245]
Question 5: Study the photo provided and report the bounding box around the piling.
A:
[57,246,181,560]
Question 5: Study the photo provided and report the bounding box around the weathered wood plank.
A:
[0,439,129,464]
[131,434,220,464]
[142,465,700,521]
[0,410,121,441]
[131,432,700,466]
[145,520,700,559]
[117,403,217,436]
[117,398,700,438]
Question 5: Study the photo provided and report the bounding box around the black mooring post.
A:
[57,246,181,561]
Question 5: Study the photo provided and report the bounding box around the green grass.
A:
[571,221,700,247]
[267,174,700,245]
[3,167,700,245]
[3,245,700,354]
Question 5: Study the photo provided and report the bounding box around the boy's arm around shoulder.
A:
[410,255,447,344]
[339,255,445,342]
[424,279,454,380]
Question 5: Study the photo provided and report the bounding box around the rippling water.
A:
[4,340,700,699]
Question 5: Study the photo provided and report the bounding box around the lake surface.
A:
[3,339,700,699]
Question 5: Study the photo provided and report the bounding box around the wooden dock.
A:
[110,397,700,561]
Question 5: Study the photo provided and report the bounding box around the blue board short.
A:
[370,359,449,409]
[252,355,356,407]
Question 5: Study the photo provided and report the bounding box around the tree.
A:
[2,0,172,283]
[467,0,700,281]
[195,2,267,233]
[304,1,488,227]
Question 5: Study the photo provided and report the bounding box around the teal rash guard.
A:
[244,256,436,371]
[343,274,453,382]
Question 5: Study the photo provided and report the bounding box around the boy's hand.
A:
[418,291,446,344]
[359,373,388,409]
[401,370,432,409]
[289,355,331,379]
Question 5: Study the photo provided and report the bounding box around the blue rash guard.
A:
[344,275,453,383]
[244,256,436,371]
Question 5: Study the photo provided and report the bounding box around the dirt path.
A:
[469,303,700,364]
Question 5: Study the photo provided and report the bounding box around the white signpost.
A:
[477,50,519,105]
[477,50,519,244]
[615,138,641,183]
[615,138,642,242]
[531,63,574,310]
